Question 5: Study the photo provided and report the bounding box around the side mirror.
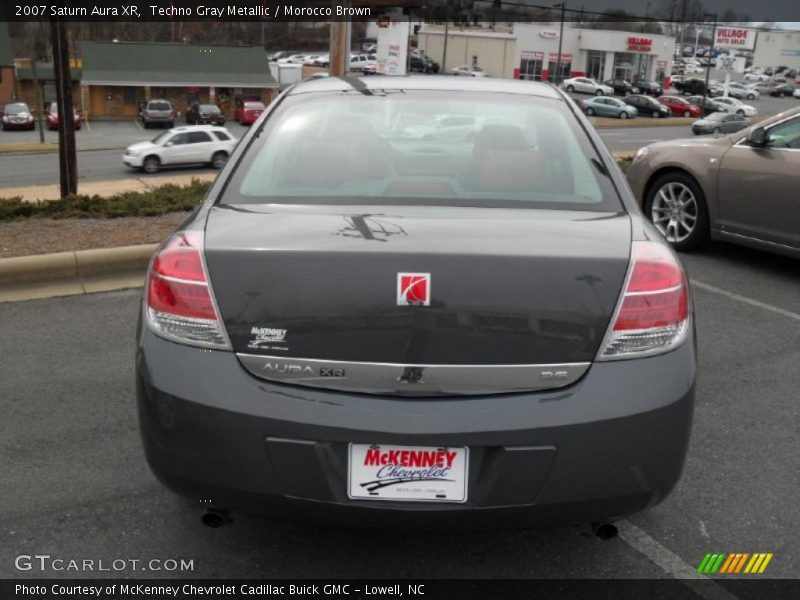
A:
[748,127,767,147]
[165,141,174,147]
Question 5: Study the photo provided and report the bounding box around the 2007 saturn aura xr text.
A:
[135,76,696,528]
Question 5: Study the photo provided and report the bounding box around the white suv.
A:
[123,125,237,174]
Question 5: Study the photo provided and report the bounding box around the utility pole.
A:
[50,19,77,197]
[553,2,566,85]
[701,13,718,116]
[442,20,449,75]
[30,25,46,144]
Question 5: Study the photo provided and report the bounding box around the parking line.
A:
[618,520,740,600]
[690,280,800,322]
[134,119,143,130]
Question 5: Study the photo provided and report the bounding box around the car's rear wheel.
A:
[620,111,628,119]
[143,156,160,174]
[566,85,575,93]
[585,107,594,116]
[645,172,709,252]
[747,94,755,100]
[737,109,744,115]
[683,110,691,117]
[652,110,660,118]
[211,151,228,169]
[595,89,603,96]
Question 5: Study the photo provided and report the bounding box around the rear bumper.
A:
[135,323,696,527]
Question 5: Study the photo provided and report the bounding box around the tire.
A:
[585,107,595,116]
[211,151,228,169]
[747,94,755,100]
[566,85,574,93]
[652,110,659,118]
[644,171,709,252]
[620,111,628,119]
[168,122,174,128]
[595,89,603,96]
[683,110,691,117]
[781,92,786,98]
[143,121,149,129]
[713,127,721,135]
[737,109,744,116]
[143,156,160,174]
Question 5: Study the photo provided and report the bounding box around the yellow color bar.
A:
[744,554,761,574]
[758,553,773,574]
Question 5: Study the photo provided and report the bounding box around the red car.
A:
[235,101,266,125]
[656,95,701,118]
[46,102,82,130]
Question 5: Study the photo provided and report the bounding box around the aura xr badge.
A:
[397,273,430,306]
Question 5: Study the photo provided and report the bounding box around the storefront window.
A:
[520,51,543,81]
[586,51,606,81]
[548,60,572,82]
[614,52,652,81]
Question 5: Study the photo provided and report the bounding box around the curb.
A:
[0,244,156,303]
[0,144,127,156]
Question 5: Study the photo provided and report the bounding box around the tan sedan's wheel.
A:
[645,173,709,251]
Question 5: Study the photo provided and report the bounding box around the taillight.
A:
[598,241,690,360]
[145,232,230,349]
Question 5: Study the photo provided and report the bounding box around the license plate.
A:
[348,444,468,503]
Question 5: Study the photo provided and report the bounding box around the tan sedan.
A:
[627,107,800,256]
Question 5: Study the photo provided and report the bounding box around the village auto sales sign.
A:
[715,27,756,50]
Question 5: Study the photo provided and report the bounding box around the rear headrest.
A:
[472,125,527,156]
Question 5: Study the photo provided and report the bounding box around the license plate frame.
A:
[347,444,468,503]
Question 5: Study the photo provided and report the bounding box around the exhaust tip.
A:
[201,507,229,528]
[592,522,618,540]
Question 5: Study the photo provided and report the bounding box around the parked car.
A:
[686,96,726,115]
[633,79,664,96]
[409,54,440,73]
[628,106,800,255]
[361,42,377,54]
[235,101,266,125]
[451,64,487,77]
[727,82,759,100]
[141,99,174,129]
[603,79,639,96]
[624,94,670,118]
[691,112,750,135]
[713,97,757,117]
[580,96,637,118]
[123,125,236,174]
[562,77,613,96]
[186,103,225,126]
[657,96,702,117]
[44,102,82,130]
[769,85,797,98]
[794,88,800,99]
[744,72,771,82]
[673,78,717,96]
[136,75,697,528]
[268,51,303,61]
[1,102,35,130]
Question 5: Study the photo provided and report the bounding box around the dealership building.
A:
[418,23,676,83]
[753,29,800,70]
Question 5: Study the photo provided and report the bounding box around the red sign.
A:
[547,53,572,62]
[627,37,652,52]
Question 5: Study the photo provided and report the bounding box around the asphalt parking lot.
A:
[1,241,798,584]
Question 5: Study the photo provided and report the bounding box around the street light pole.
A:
[553,2,566,85]
[701,13,718,115]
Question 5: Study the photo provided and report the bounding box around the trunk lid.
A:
[204,204,631,371]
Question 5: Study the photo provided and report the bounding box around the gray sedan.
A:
[137,76,695,530]
[691,112,750,135]
[580,96,638,119]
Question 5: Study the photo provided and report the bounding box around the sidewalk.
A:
[0,173,216,202]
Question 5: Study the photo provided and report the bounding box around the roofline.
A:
[79,40,262,49]
[81,80,277,88]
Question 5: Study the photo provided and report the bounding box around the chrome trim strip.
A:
[236,354,591,396]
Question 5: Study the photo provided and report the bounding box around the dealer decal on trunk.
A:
[247,326,288,351]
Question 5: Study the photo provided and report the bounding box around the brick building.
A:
[0,21,15,105]
[79,41,278,120]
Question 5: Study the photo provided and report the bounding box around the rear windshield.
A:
[199,104,221,113]
[224,90,622,211]
[245,102,265,110]
[148,101,171,111]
